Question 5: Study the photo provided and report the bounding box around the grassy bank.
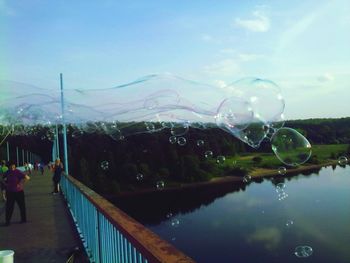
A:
[114,144,349,196]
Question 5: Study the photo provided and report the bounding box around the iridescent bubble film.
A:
[0,74,311,165]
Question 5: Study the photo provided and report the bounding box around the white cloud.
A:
[235,10,270,32]
[204,59,240,76]
[317,73,335,82]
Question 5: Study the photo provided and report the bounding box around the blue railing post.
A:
[16,147,19,167]
[6,141,9,161]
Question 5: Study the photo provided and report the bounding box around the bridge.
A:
[0,167,195,263]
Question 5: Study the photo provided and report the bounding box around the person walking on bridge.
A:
[3,162,30,226]
[52,159,63,194]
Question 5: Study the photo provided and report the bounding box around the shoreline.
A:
[111,160,339,198]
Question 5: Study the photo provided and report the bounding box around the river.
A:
[114,165,350,263]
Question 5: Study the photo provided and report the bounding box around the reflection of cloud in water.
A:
[247,227,281,251]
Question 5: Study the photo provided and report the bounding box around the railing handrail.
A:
[64,173,195,263]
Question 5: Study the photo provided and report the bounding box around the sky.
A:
[1,0,350,120]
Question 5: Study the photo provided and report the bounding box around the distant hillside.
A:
[286,117,350,144]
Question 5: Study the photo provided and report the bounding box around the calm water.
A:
[115,165,350,263]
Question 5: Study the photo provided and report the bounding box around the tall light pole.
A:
[60,73,69,174]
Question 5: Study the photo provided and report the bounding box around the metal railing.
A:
[60,174,195,263]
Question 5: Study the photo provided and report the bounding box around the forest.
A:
[1,117,349,194]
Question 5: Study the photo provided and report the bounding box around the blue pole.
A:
[60,73,69,174]
[55,124,60,159]
[26,150,29,163]
[16,147,19,167]
[6,141,10,161]
[22,149,25,165]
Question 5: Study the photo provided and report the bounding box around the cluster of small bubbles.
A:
[338,156,348,165]
[46,131,55,141]
[166,212,173,219]
[286,220,294,227]
[278,192,288,201]
[136,173,144,181]
[156,180,165,190]
[169,136,177,144]
[243,175,252,183]
[72,129,84,138]
[177,137,187,146]
[294,246,313,258]
[276,183,288,200]
[276,183,286,191]
[278,167,287,175]
[216,155,226,164]
[205,150,213,159]
[170,218,180,227]
[196,140,204,147]
[100,161,109,170]
[170,123,189,136]
[161,121,172,129]
[271,128,312,166]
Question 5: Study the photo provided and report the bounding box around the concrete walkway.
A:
[0,169,86,263]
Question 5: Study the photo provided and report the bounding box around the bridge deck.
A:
[0,169,85,263]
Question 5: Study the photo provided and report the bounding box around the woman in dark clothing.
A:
[52,159,63,194]
[3,162,30,226]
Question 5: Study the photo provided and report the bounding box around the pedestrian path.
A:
[0,169,85,263]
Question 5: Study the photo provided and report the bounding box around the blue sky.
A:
[1,0,349,119]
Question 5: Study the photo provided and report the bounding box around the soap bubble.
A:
[205,150,213,158]
[294,246,313,258]
[177,137,187,146]
[145,122,156,132]
[286,220,294,227]
[136,173,143,181]
[196,140,204,147]
[171,123,189,136]
[271,128,312,166]
[278,192,288,201]
[166,212,173,219]
[338,156,348,165]
[243,175,252,183]
[100,161,109,170]
[228,78,285,124]
[0,74,310,163]
[276,183,286,192]
[169,136,177,144]
[170,218,180,227]
[215,97,253,134]
[156,181,165,190]
[72,129,84,138]
[216,155,225,164]
[278,166,287,175]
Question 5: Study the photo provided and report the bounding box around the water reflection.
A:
[112,165,350,263]
[112,167,322,225]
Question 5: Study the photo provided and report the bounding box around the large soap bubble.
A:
[227,77,285,125]
[0,74,312,166]
[271,128,312,166]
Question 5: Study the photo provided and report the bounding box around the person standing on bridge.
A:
[3,162,30,226]
[52,159,63,194]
